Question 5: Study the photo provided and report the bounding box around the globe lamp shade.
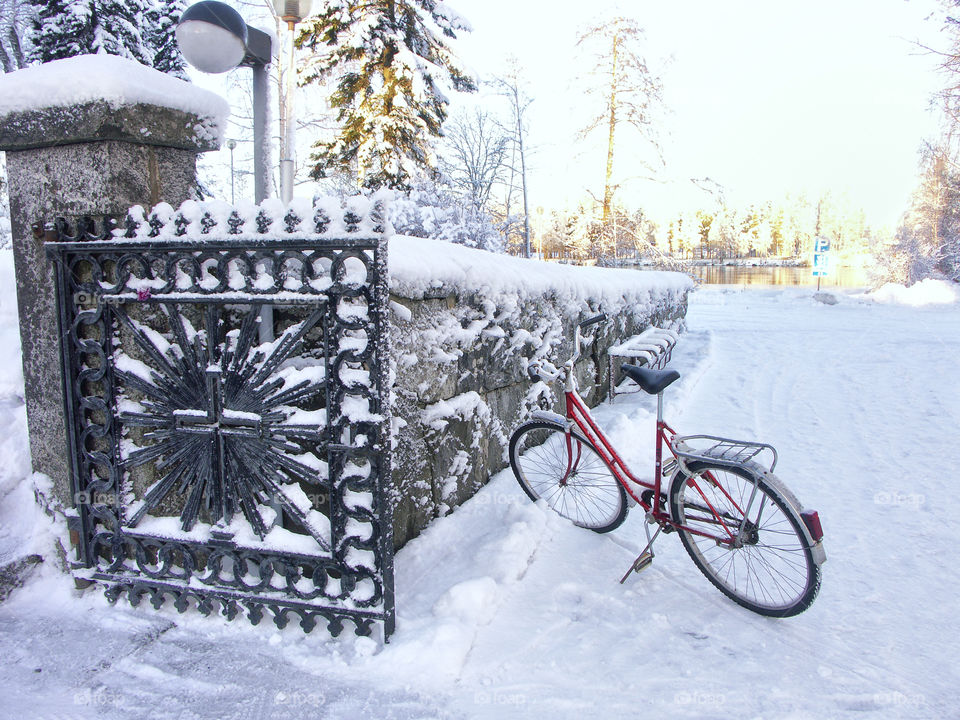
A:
[176,1,249,73]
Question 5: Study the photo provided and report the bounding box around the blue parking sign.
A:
[813,237,831,277]
[812,252,830,276]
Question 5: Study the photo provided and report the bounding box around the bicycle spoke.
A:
[671,462,818,616]
[510,423,626,533]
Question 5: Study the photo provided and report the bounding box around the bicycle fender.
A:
[755,465,827,567]
[530,410,566,426]
[526,412,594,446]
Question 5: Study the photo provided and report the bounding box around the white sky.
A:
[452,0,947,228]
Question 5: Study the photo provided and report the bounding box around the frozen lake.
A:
[687,263,871,287]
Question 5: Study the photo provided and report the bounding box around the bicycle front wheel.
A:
[509,421,627,533]
[669,461,821,617]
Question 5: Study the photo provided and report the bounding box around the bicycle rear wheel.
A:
[669,461,820,617]
[509,420,627,533]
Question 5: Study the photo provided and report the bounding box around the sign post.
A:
[812,237,831,291]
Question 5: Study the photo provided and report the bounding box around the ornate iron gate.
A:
[46,199,395,638]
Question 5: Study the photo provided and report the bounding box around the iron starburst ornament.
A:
[115,302,331,549]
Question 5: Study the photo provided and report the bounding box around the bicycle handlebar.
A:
[579,313,607,330]
[526,359,561,383]
[525,311,606,387]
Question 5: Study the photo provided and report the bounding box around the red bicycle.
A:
[509,314,825,617]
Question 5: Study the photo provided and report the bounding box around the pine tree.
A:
[296,0,477,190]
[144,0,188,78]
[29,0,152,67]
[97,0,152,63]
[29,0,95,63]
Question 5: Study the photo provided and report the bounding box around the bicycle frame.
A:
[561,386,746,545]
[519,319,824,614]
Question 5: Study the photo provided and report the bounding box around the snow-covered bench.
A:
[607,326,679,399]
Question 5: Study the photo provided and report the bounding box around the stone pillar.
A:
[0,58,225,509]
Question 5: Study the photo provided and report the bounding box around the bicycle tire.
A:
[509,420,627,533]
[669,460,821,617]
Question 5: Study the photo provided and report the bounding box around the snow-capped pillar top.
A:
[0,55,228,152]
[0,55,229,508]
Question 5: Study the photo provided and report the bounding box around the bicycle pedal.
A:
[619,551,654,584]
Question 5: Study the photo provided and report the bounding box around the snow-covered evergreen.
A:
[144,0,187,79]
[390,182,504,252]
[94,0,152,64]
[28,0,185,76]
[28,0,95,63]
[297,0,477,191]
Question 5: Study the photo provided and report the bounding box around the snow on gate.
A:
[44,195,396,639]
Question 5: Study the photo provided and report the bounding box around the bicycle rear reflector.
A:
[800,510,823,542]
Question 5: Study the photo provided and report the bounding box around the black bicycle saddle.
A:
[620,364,680,395]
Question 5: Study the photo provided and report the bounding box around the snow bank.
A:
[0,54,229,128]
[391,235,693,300]
[868,278,959,306]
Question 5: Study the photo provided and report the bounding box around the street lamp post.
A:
[273,0,312,205]
[177,1,276,345]
[226,138,237,204]
[176,0,273,203]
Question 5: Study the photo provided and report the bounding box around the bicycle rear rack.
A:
[608,326,679,399]
[672,434,778,474]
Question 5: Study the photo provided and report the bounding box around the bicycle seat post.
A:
[654,389,667,490]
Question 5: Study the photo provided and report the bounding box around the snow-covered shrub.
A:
[389,182,504,253]
[870,224,938,288]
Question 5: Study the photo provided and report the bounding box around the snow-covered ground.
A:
[1,247,958,718]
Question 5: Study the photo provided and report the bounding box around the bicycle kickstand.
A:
[619,521,664,584]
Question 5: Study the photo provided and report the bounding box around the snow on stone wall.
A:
[388,235,692,547]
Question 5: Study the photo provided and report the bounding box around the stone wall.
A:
[386,236,692,548]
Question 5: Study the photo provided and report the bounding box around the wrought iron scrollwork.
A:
[46,198,394,639]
